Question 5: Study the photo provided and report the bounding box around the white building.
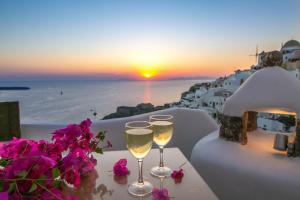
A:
[281,40,300,63]
[257,117,286,132]
[222,70,252,92]
[195,87,208,98]
[199,88,232,112]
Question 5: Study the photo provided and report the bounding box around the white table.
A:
[64,148,218,200]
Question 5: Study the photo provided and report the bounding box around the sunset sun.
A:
[143,73,152,78]
[140,67,157,79]
[138,64,158,79]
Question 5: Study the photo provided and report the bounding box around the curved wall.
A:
[21,108,218,158]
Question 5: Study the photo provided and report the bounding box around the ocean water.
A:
[0,79,209,123]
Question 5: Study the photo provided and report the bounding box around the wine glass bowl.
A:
[125,121,154,196]
[149,115,174,177]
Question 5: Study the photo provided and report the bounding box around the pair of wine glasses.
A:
[125,114,173,197]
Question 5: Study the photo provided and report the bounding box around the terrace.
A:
[18,109,300,199]
[2,67,300,199]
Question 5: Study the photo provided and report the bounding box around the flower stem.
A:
[179,161,187,169]
[34,181,63,200]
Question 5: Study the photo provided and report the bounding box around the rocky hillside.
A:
[102,103,170,119]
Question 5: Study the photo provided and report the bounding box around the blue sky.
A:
[0,0,299,78]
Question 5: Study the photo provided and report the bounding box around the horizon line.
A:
[0,74,216,82]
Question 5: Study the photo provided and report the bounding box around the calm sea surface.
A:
[0,79,210,123]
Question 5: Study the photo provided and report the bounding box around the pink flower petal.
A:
[113,159,130,176]
[152,188,169,200]
[0,192,8,200]
[171,168,184,179]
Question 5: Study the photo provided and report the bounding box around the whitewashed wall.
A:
[21,108,219,159]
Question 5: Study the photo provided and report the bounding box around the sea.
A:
[0,79,211,123]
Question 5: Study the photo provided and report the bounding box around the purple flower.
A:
[40,188,64,200]
[0,192,8,200]
[171,168,184,181]
[59,149,97,187]
[0,138,38,159]
[152,188,169,200]
[0,119,105,199]
[80,118,92,131]
[113,159,130,176]
[51,119,94,154]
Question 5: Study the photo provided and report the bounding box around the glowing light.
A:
[139,65,158,79]
[144,73,152,78]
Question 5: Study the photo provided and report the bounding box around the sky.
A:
[0,0,300,80]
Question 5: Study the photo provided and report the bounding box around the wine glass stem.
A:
[138,159,144,184]
[159,147,164,167]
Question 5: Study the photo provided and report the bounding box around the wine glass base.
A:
[150,166,172,177]
[128,181,153,197]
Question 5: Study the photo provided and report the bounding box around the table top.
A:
[64,147,217,200]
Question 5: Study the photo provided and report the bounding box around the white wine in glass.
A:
[149,115,174,177]
[125,121,154,196]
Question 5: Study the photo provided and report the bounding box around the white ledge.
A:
[21,108,219,158]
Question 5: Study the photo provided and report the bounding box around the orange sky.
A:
[0,44,257,79]
[1,0,299,79]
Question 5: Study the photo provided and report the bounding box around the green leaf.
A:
[52,168,60,179]
[36,175,46,185]
[0,181,3,192]
[8,181,16,193]
[97,131,106,141]
[95,147,103,154]
[18,171,27,178]
[53,180,61,189]
[0,158,11,167]
[28,183,37,193]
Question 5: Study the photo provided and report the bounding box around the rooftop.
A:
[282,40,300,49]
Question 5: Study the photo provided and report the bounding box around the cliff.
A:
[102,103,170,120]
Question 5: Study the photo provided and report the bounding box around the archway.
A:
[219,67,300,156]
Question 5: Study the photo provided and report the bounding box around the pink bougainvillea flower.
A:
[0,119,106,199]
[171,169,184,180]
[80,118,92,131]
[51,118,94,154]
[0,137,38,159]
[40,188,77,200]
[59,148,97,187]
[152,188,169,200]
[0,192,8,200]
[113,159,130,176]
[40,188,65,200]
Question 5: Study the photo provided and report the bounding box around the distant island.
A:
[0,87,30,90]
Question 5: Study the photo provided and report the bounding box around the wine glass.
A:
[149,115,173,177]
[125,121,154,196]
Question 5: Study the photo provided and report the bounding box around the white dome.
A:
[223,67,300,118]
[282,40,300,49]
